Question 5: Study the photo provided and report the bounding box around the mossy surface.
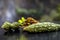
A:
[23,22,60,32]
[1,22,20,31]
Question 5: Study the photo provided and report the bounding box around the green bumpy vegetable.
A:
[23,22,60,32]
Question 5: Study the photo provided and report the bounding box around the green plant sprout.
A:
[18,17,26,26]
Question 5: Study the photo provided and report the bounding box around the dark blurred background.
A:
[0,0,60,26]
[15,0,60,22]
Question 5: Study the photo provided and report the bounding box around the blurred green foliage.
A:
[16,8,28,14]
[16,8,37,14]
[56,4,60,13]
[40,15,53,22]
[52,4,60,21]
[16,4,60,22]
[16,8,43,20]
[40,4,60,22]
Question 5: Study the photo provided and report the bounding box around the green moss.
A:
[23,22,60,32]
[11,22,20,29]
[1,21,12,30]
[1,21,20,31]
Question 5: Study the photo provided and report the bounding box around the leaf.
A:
[21,17,26,22]
[18,20,23,24]
[18,17,26,26]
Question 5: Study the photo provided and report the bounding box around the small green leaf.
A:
[21,17,26,22]
[18,20,23,24]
